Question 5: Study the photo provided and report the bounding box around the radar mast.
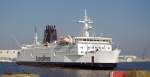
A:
[78,9,93,37]
[34,25,39,45]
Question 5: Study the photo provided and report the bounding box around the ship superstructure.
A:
[16,10,121,69]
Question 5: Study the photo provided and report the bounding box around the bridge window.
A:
[94,40,97,41]
[87,39,89,41]
[108,40,111,43]
[90,39,94,41]
[83,39,86,41]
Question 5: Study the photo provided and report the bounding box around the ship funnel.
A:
[43,24,57,45]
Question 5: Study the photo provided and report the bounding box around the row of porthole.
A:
[0,51,17,53]
[80,46,110,50]
[0,57,12,60]
[76,39,110,42]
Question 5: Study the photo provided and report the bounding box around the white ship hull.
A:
[16,47,120,69]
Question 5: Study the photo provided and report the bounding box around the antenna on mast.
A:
[84,9,87,19]
[78,9,93,37]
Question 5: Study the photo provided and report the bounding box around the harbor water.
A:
[0,62,150,77]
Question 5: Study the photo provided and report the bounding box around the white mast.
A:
[78,9,93,37]
[34,25,39,45]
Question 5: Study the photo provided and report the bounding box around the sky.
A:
[0,0,150,56]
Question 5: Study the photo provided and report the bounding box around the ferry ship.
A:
[16,10,121,69]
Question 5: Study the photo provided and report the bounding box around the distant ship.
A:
[16,10,121,69]
[0,49,19,62]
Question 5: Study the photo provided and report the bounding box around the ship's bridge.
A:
[74,37,112,44]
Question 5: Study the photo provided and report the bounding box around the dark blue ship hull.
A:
[16,62,117,69]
